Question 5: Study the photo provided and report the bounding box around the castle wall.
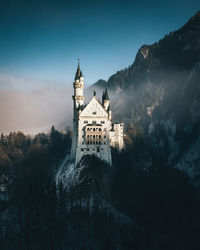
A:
[75,115,112,165]
[110,123,124,150]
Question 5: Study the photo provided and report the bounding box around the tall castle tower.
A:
[71,61,85,160]
[70,62,124,166]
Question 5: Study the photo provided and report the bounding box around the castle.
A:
[71,62,124,166]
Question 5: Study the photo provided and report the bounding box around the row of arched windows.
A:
[87,135,102,139]
[82,141,106,145]
[86,127,102,132]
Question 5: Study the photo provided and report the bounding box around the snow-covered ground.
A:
[55,154,87,190]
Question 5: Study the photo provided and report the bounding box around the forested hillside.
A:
[0,126,199,250]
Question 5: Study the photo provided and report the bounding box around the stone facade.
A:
[71,63,124,165]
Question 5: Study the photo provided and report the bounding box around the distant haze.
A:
[0,74,73,134]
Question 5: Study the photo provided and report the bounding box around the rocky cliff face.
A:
[91,11,200,180]
[107,11,200,90]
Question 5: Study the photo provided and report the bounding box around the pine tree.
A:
[0,133,7,147]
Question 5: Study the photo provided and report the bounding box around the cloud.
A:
[0,73,67,92]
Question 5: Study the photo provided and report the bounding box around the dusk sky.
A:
[0,0,200,134]
[0,0,199,90]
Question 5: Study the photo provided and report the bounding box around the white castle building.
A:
[71,62,124,166]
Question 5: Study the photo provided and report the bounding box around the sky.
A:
[0,0,199,134]
[0,0,199,89]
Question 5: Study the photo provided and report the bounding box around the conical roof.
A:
[104,88,109,100]
[75,61,83,80]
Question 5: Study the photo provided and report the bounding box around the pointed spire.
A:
[104,88,109,100]
[102,91,105,104]
[75,59,82,80]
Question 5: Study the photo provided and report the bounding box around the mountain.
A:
[91,11,200,181]
[85,79,107,102]
[91,79,107,88]
[106,11,200,90]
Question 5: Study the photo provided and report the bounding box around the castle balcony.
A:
[84,124,103,135]
[73,82,83,88]
[74,96,84,100]
[85,130,103,136]
[85,131,103,141]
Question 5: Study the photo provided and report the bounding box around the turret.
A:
[73,61,85,108]
[102,88,110,110]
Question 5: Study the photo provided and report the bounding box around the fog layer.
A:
[0,86,73,135]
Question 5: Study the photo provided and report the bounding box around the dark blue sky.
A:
[0,0,199,88]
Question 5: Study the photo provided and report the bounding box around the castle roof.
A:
[75,61,83,80]
[80,96,109,117]
[104,88,109,100]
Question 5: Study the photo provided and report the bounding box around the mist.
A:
[0,84,73,135]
